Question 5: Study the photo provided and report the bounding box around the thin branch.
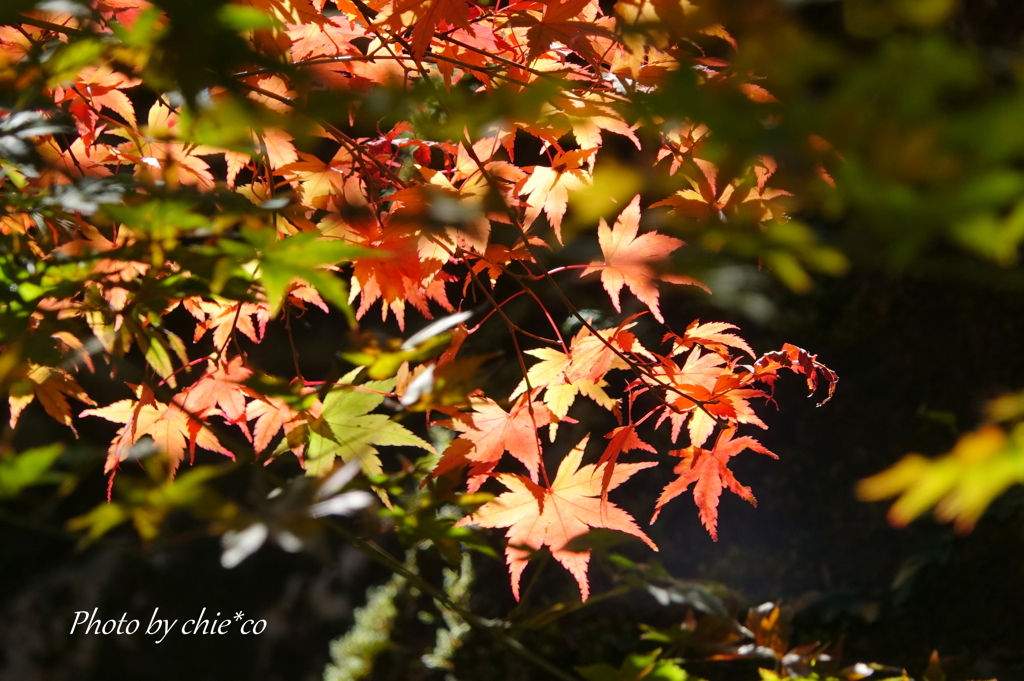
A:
[455,136,720,421]
[15,15,88,37]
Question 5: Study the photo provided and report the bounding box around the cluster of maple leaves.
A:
[0,0,836,600]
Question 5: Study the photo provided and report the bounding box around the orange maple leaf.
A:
[257,127,299,169]
[667,320,754,358]
[512,0,613,67]
[510,321,648,435]
[581,195,690,324]
[693,374,767,447]
[176,357,253,436]
[389,0,474,60]
[8,364,95,435]
[651,427,776,539]
[245,394,321,455]
[651,157,791,225]
[183,297,269,349]
[647,347,767,448]
[471,236,547,286]
[456,436,657,601]
[597,423,655,498]
[81,385,231,477]
[287,15,362,61]
[321,215,454,331]
[440,394,555,492]
[518,148,593,243]
[647,348,745,448]
[279,149,364,210]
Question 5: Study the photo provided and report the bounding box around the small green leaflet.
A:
[222,229,376,318]
[0,444,65,498]
[304,376,433,478]
[251,231,371,318]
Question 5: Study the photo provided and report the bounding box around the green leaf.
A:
[136,328,178,386]
[0,444,65,498]
[67,502,130,544]
[577,649,691,681]
[104,200,210,243]
[305,377,433,478]
[577,664,620,681]
[47,39,108,84]
[181,97,265,151]
[246,230,373,318]
[217,5,283,31]
[110,7,166,50]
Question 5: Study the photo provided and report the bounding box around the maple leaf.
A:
[321,215,454,331]
[457,436,657,601]
[668,320,754,358]
[279,149,361,210]
[651,157,792,226]
[81,385,232,478]
[183,297,269,349]
[287,15,362,61]
[302,375,433,477]
[438,394,555,492]
[753,343,838,407]
[511,0,614,68]
[510,321,647,436]
[693,373,768,446]
[39,135,115,179]
[53,65,140,137]
[108,101,216,189]
[176,357,253,437]
[8,364,95,435]
[555,96,641,153]
[518,148,593,243]
[245,395,314,455]
[651,427,776,540]
[237,229,369,317]
[597,423,655,498]
[388,0,474,60]
[581,195,691,324]
[646,348,767,448]
[856,424,1021,534]
[471,236,548,286]
[257,127,299,169]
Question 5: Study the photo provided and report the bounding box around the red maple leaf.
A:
[457,436,657,601]
[667,320,754,358]
[597,423,655,499]
[321,215,454,331]
[389,0,475,60]
[651,427,776,539]
[753,343,838,407]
